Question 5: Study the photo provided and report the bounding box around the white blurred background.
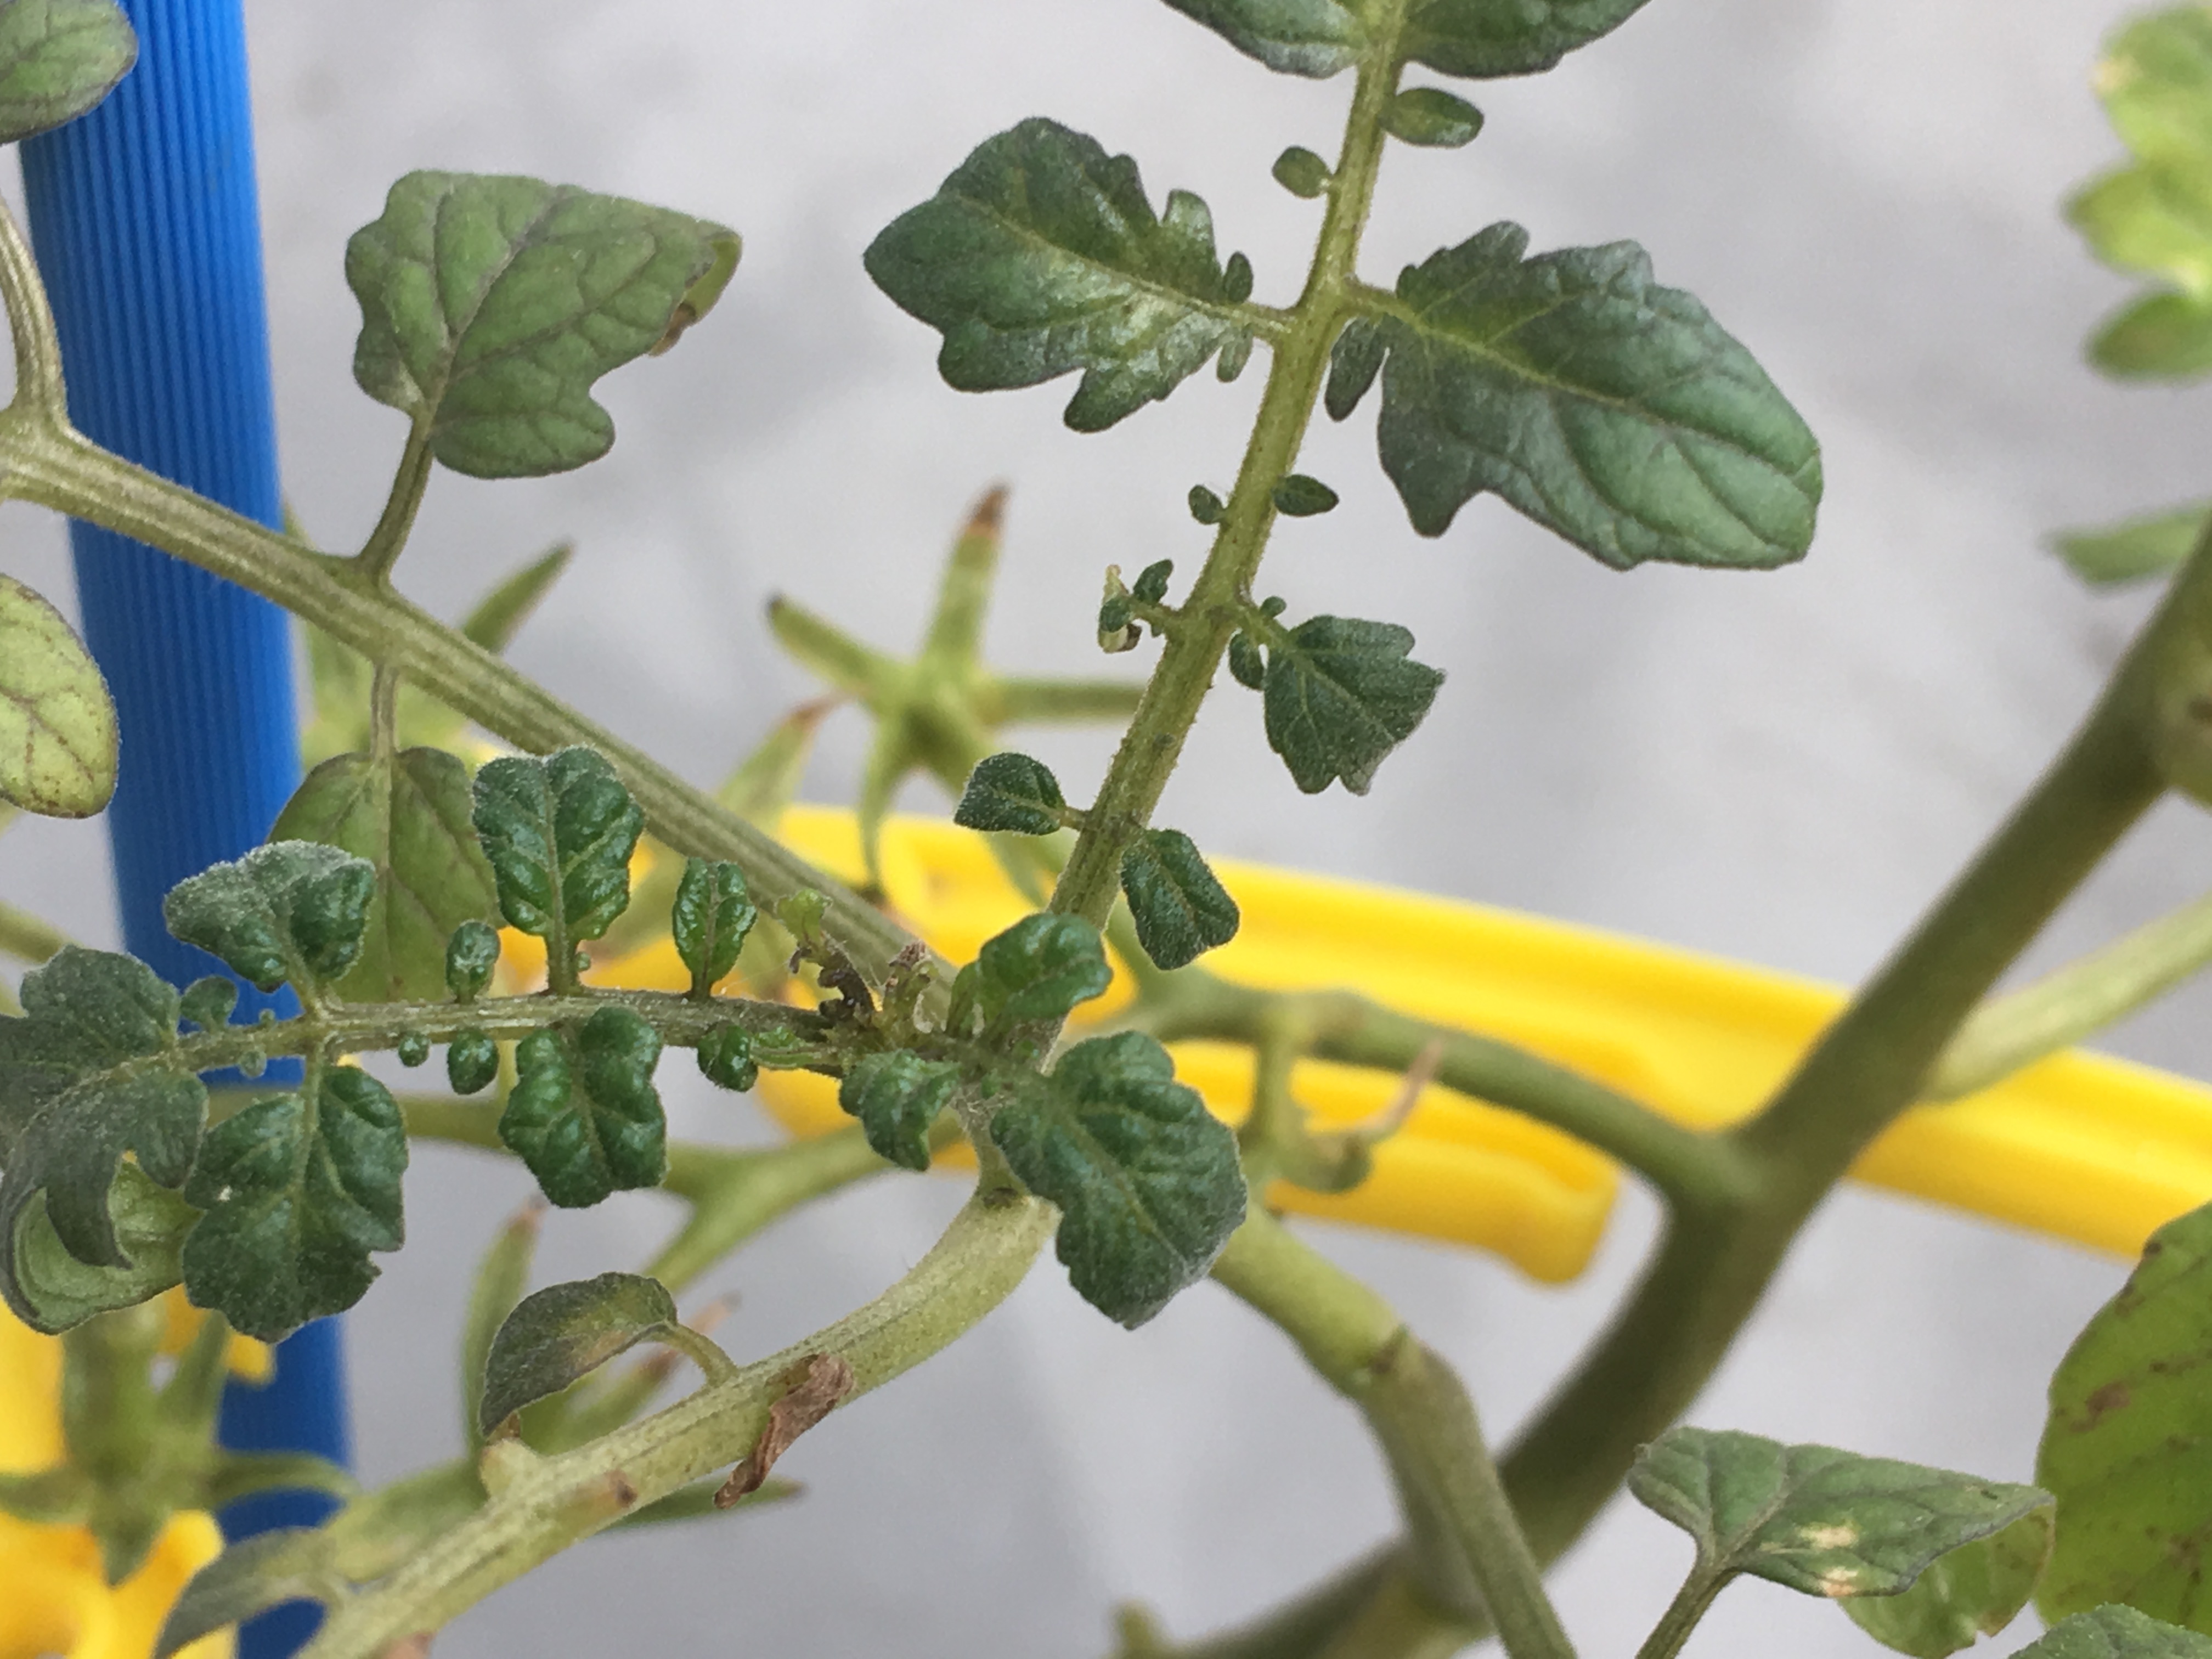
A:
[3,1,2208,1654]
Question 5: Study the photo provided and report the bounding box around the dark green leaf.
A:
[269,748,499,1003]
[1272,473,1339,516]
[956,753,1067,836]
[477,1271,675,1435]
[865,119,1257,431]
[1217,332,1255,381]
[1384,86,1483,147]
[2018,1607,2212,1659]
[1368,224,1820,567]
[0,573,115,818]
[1228,631,1266,690]
[1327,316,1387,421]
[696,1026,757,1093]
[672,858,755,996]
[1223,252,1254,304]
[396,1032,429,1068]
[180,1065,409,1341]
[471,747,644,976]
[973,912,1113,1026]
[2092,293,2212,380]
[1152,0,1364,76]
[2039,1199,2212,1630]
[461,543,573,652]
[2054,504,2209,586]
[1630,1426,2051,1600]
[1273,145,1331,198]
[1188,484,1227,524]
[1403,0,1651,80]
[1120,829,1240,970]
[1844,1512,2052,1657]
[162,842,376,995]
[0,0,134,145]
[498,1007,665,1209]
[177,977,237,1033]
[839,1051,960,1172]
[346,172,740,478]
[446,1029,499,1096]
[4,1165,195,1333]
[1262,614,1443,795]
[155,1528,341,1659]
[444,919,500,1001]
[0,947,200,1278]
[1133,560,1174,603]
[987,1031,1244,1327]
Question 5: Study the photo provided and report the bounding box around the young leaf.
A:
[1120,829,1241,970]
[177,976,238,1033]
[346,172,741,478]
[955,753,1067,836]
[1629,1427,2051,1600]
[1227,631,1266,690]
[1367,223,1821,568]
[444,919,500,1002]
[1272,145,1331,198]
[0,947,202,1280]
[839,1051,960,1172]
[1271,474,1339,516]
[696,1026,758,1093]
[0,574,116,818]
[2039,1199,2212,1630]
[269,747,499,1003]
[180,1066,409,1341]
[499,1008,666,1209]
[1133,560,1174,603]
[476,1271,677,1435]
[1844,1511,2053,1658]
[672,858,756,996]
[460,542,573,653]
[4,1165,195,1333]
[865,119,1257,431]
[1384,86,1483,148]
[471,748,644,983]
[1262,615,1443,795]
[1402,0,1651,80]
[2092,292,2212,380]
[162,842,376,996]
[2054,503,2209,585]
[446,1029,499,1096]
[0,0,135,145]
[972,912,1113,1026]
[1326,316,1387,421]
[2019,1607,2212,1659]
[1152,0,1365,77]
[986,1031,1245,1327]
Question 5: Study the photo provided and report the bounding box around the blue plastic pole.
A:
[18,4,346,1655]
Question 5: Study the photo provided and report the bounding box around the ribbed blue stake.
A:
[19,4,345,1656]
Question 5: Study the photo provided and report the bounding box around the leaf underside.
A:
[0,0,136,145]
[1843,1511,2052,1658]
[477,1271,676,1434]
[1151,0,1654,81]
[0,573,116,818]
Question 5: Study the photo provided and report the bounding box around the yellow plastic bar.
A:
[592,809,2212,1283]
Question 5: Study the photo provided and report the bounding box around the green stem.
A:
[354,426,435,586]
[647,1124,892,1290]
[1048,13,1408,927]
[919,486,1005,665]
[0,896,67,965]
[1632,1572,1726,1659]
[298,1187,1053,1659]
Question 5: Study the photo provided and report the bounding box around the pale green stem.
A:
[0,896,67,964]
[354,426,434,586]
[1630,1572,1727,1659]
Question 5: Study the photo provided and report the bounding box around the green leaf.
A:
[0,573,115,818]
[1629,1426,2051,1600]
[0,0,135,145]
[1133,560,1174,603]
[269,748,499,1003]
[1367,224,1821,567]
[1272,145,1331,198]
[1327,316,1388,422]
[460,1203,541,1449]
[177,977,238,1033]
[2091,292,2212,379]
[1228,631,1266,690]
[1844,1512,2053,1658]
[498,1008,666,1209]
[2070,164,2212,302]
[696,1026,758,1093]
[477,1271,676,1435]
[2054,504,2209,586]
[671,858,755,996]
[2018,1607,2212,1659]
[461,542,573,652]
[162,843,376,996]
[4,1165,195,1333]
[1272,473,1339,517]
[0,947,201,1281]
[445,1029,499,1096]
[346,172,740,478]
[1402,0,1651,80]
[471,747,644,981]
[2039,1199,2212,1630]
[955,753,1067,836]
[865,119,1257,431]
[180,1065,408,1341]
[973,912,1113,1027]
[1384,86,1483,148]
[839,1051,959,1172]
[1152,0,1365,76]
[987,1031,1244,1327]
[1262,614,1443,795]
[1120,829,1240,970]
[444,919,500,1001]
[155,1528,343,1658]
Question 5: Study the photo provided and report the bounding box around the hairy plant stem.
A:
[1049,11,1408,926]
[1630,1573,1725,1659]
[354,427,433,586]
